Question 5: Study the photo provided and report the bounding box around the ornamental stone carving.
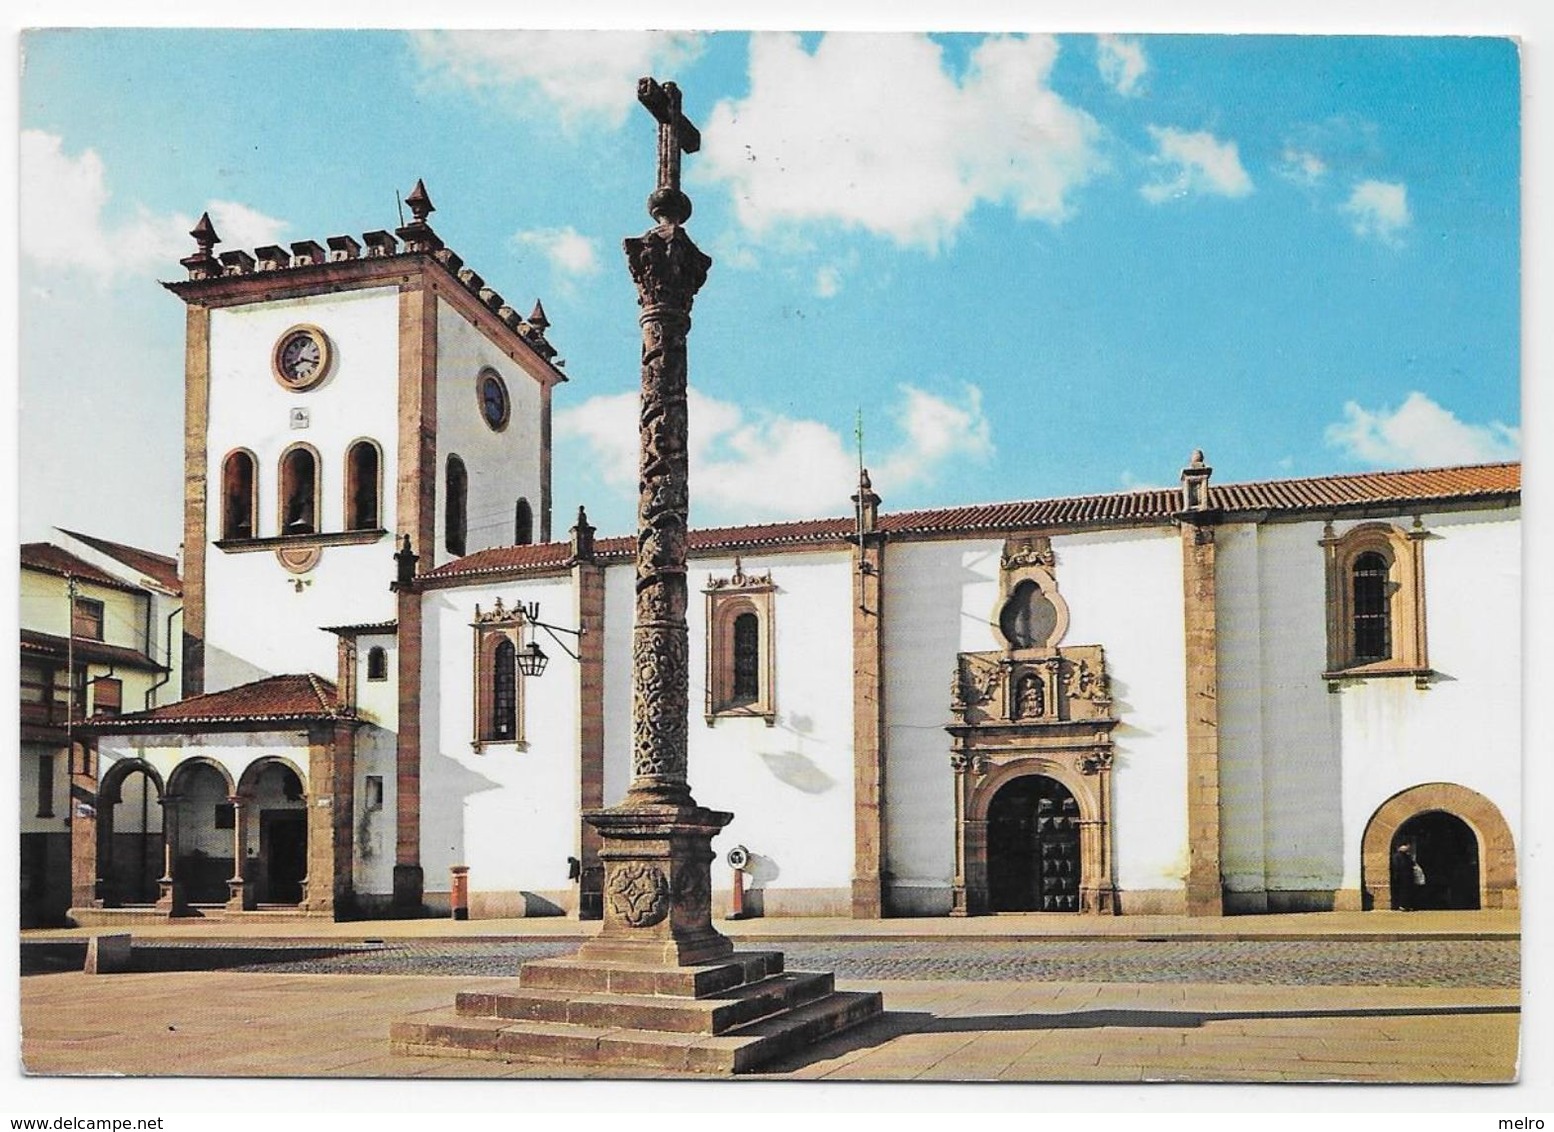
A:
[607,862,671,927]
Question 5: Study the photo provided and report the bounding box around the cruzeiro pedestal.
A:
[391,78,881,1076]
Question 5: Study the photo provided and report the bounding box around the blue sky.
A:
[18,28,1522,549]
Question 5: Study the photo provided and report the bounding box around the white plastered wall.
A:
[1333,509,1521,889]
[202,289,402,689]
[686,552,857,911]
[434,300,545,563]
[419,575,579,904]
[351,630,399,897]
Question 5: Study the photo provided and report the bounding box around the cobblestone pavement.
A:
[218,937,1518,987]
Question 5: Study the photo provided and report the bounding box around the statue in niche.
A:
[1014,672,1044,719]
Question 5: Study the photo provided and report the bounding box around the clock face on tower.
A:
[478,368,510,431]
[272,325,331,391]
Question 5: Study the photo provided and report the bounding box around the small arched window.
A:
[732,613,760,704]
[445,455,468,557]
[279,445,319,536]
[221,450,258,539]
[345,440,381,531]
[1351,551,1392,663]
[514,498,534,546]
[366,646,388,682]
[491,637,517,740]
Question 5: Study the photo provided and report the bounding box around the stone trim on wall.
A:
[1180,517,1224,917]
[1361,782,1517,910]
[182,306,211,696]
[1321,520,1430,687]
[702,561,777,726]
[851,530,886,919]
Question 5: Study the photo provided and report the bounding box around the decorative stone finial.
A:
[392,534,419,591]
[405,179,435,223]
[638,77,701,226]
[853,466,882,533]
[397,180,443,253]
[1181,448,1213,512]
[181,212,222,279]
[570,505,597,564]
[528,300,550,331]
[190,213,219,253]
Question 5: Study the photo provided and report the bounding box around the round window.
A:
[478,369,510,431]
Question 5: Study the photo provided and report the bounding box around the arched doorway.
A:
[1394,812,1481,910]
[168,761,235,906]
[987,775,1081,912]
[248,761,307,905]
[1361,782,1517,910]
[97,761,165,906]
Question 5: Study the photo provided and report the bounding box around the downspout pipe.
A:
[146,606,184,710]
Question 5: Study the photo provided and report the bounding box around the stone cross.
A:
[637,77,700,226]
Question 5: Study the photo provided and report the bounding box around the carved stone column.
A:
[226,795,253,911]
[155,795,184,914]
[578,77,732,967]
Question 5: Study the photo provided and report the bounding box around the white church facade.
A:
[67,187,1521,924]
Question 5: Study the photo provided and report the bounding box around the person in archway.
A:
[1390,840,1423,911]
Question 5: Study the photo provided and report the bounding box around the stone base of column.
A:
[391,795,884,1074]
[154,878,183,916]
[226,879,252,912]
[573,799,734,967]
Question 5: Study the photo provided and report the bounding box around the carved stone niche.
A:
[946,641,1119,917]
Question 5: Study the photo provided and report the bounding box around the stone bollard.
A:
[84,933,132,975]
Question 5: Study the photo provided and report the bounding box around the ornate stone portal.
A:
[392,78,880,1073]
[947,537,1120,916]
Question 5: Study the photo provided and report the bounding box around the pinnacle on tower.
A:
[528,300,549,331]
[190,212,220,253]
[405,178,435,223]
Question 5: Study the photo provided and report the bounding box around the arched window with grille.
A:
[445,455,468,557]
[1351,551,1392,663]
[1321,522,1429,683]
[731,613,760,704]
[345,440,381,531]
[221,449,258,539]
[491,637,517,740]
[514,498,534,546]
[472,618,525,748]
[279,444,320,536]
[703,563,777,725]
[366,646,388,682]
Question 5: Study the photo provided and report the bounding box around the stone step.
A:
[455,969,835,1035]
[515,950,784,998]
[390,989,884,1075]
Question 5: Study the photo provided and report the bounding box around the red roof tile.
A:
[419,461,1519,585]
[86,673,345,731]
[58,529,182,595]
[20,543,146,594]
[20,629,168,672]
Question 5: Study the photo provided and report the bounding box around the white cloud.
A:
[814,266,842,298]
[512,226,601,277]
[1140,126,1253,203]
[1342,179,1411,245]
[1325,391,1519,467]
[557,383,992,523]
[1096,35,1147,96]
[699,33,1103,252]
[1277,146,1328,187]
[21,130,286,284]
[409,31,705,128]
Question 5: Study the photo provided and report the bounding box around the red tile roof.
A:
[85,673,345,731]
[420,461,1519,585]
[20,543,146,594]
[20,629,168,672]
[58,529,182,595]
